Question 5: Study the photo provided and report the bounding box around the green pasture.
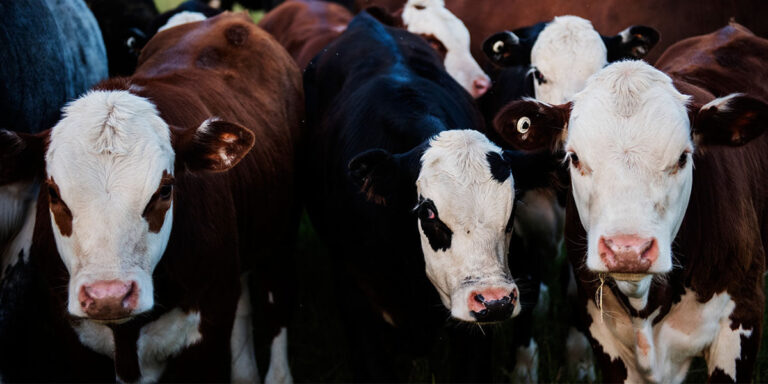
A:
[150,1,768,381]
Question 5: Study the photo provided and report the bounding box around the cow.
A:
[0,12,303,383]
[86,0,159,76]
[303,10,553,380]
[260,0,490,98]
[492,33,768,382]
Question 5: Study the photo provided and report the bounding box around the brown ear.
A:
[692,93,768,147]
[0,129,48,185]
[173,119,255,172]
[492,99,571,152]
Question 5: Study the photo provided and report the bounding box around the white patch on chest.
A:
[265,327,292,384]
[74,308,203,382]
[0,195,36,280]
[231,275,259,383]
[587,288,751,383]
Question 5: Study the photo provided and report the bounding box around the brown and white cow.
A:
[492,26,768,382]
[260,0,490,97]
[0,12,302,383]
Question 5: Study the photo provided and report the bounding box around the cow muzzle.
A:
[598,234,659,277]
[468,286,518,322]
[78,280,139,322]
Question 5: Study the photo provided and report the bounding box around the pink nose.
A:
[599,235,658,273]
[79,280,138,320]
[467,287,517,322]
[471,77,490,98]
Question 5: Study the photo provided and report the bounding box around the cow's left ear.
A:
[490,149,559,192]
[692,93,768,147]
[603,25,659,62]
[348,145,423,206]
[174,119,255,172]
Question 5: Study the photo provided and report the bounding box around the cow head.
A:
[493,61,768,297]
[483,15,659,104]
[349,130,553,322]
[0,90,254,322]
[400,0,490,98]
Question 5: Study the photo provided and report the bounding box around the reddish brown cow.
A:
[258,0,353,69]
[0,12,302,382]
[492,23,768,382]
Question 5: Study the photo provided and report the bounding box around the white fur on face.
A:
[401,0,490,97]
[565,61,693,275]
[46,90,175,318]
[530,15,608,104]
[416,130,519,321]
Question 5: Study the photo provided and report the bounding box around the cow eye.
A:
[677,152,688,169]
[533,69,547,85]
[569,152,580,168]
[418,202,438,221]
[493,40,504,53]
[414,4,425,10]
[159,184,173,200]
[517,117,531,134]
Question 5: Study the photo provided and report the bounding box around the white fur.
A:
[416,130,519,321]
[401,0,489,97]
[566,326,596,381]
[702,93,743,113]
[565,61,693,275]
[265,327,292,384]
[46,90,176,318]
[587,288,750,383]
[530,16,608,104]
[137,309,203,383]
[512,339,539,382]
[231,275,259,383]
[158,11,206,33]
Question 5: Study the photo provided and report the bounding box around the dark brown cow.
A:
[0,12,302,382]
[491,23,768,382]
[258,0,353,69]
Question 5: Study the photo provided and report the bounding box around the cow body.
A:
[0,13,302,382]
[493,23,768,382]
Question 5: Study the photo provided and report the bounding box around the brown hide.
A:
[259,0,353,69]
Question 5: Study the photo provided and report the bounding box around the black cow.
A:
[303,11,552,381]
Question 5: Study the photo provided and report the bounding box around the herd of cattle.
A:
[0,0,767,382]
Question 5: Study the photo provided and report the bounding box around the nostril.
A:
[474,294,485,303]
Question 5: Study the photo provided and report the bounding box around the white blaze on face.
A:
[401,0,490,98]
[415,130,519,321]
[530,15,608,104]
[566,61,693,275]
[46,90,175,318]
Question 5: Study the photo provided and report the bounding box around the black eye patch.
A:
[416,197,453,252]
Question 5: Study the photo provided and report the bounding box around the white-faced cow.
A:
[493,51,768,382]
[303,11,553,381]
[0,13,302,383]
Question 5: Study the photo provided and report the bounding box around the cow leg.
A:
[510,298,539,383]
[705,310,761,383]
[265,327,292,384]
[565,326,596,381]
[231,274,259,383]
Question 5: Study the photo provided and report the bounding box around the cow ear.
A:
[0,129,48,186]
[349,146,422,206]
[483,31,531,67]
[493,99,571,152]
[603,25,659,62]
[692,93,768,147]
[502,149,559,192]
[174,119,255,172]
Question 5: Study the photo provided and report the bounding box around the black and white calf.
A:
[303,11,553,380]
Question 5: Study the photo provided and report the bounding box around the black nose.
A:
[470,292,515,322]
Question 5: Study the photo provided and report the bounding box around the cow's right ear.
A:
[692,93,768,147]
[483,31,530,67]
[174,119,255,172]
[493,99,571,152]
[348,145,423,206]
[0,129,47,186]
